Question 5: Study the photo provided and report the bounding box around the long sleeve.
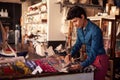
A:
[70,29,82,57]
[81,25,105,67]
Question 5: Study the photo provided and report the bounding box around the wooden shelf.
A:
[56,2,103,12]
[0,17,10,19]
[27,11,40,16]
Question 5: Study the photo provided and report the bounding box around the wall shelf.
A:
[56,2,104,12]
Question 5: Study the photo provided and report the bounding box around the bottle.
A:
[1,9,4,17]
[4,9,8,17]
[15,24,20,45]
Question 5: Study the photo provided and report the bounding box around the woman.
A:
[65,6,109,80]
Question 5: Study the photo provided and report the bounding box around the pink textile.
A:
[92,54,109,80]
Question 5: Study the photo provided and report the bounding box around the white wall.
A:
[47,0,66,41]
[21,0,66,42]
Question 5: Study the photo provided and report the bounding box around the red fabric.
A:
[3,66,15,75]
[92,54,109,80]
[5,48,16,51]
[35,59,57,73]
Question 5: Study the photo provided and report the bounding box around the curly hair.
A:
[66,6,87,20]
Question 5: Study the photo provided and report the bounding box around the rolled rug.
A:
[0,49,16,57]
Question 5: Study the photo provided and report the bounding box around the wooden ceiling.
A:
[0,0,41,4]
[0,0,21,3]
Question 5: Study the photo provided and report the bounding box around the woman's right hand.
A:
[64,54,71,65]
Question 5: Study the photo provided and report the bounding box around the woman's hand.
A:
[69,64,83,71]
[64,54,71,65]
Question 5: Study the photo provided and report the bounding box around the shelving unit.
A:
[23,0,65,43]
[114,15,120,80]
[22,0,65,56]
[57,1,103,8]
[24,1,47,43]
[88,16,115,57]
[0,17,12,28]
[0,2,21,30]
[56,1,104,15]
[89,15,120,80]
